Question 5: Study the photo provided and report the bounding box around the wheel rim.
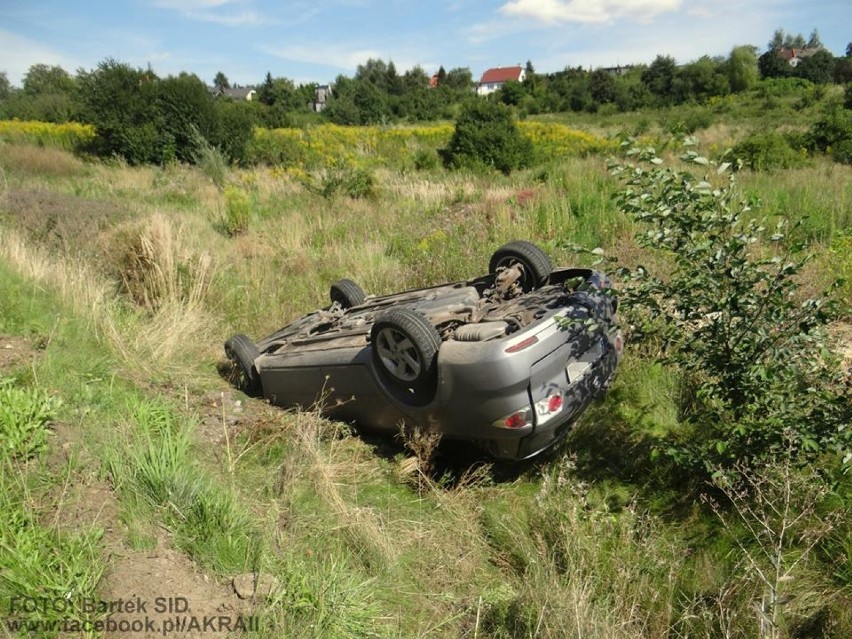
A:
[375,327,421,382]
[495,257,533,290]
[226,347,250,389]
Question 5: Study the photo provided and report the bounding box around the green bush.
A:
[442,99,533,175]
[299,160,377,199]
[808,105,852,164]
[413,148,439,171]
[76,58,254,166]
[731,132,803,170]
[610,141,848,474]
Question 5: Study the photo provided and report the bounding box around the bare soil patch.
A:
[101,530,247,639]
[0,334,37,374]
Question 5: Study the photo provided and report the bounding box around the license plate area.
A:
[566,340,603,383]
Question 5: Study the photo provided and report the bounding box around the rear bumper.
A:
[480,330,620,460]
[421,320,621,461]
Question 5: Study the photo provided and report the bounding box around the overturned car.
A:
[225,241,623,460]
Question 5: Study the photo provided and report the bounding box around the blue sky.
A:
[1,0,849,88]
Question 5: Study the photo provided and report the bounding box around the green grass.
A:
[104,397,263,573]
[0,469,106,632]
[0,266,108,635]
[0,106,850,638]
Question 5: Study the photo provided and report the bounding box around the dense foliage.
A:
[72,60,256,165]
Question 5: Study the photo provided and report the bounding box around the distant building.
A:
[210,86,257,101]
[477,65,525,96]
[776,47,821,67]
[598,65,635,76]
[312,85,332,112]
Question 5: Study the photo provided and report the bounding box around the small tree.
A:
[443,99,532,174]
[728,45,759,93]
[609,140,848,472]
[0,72,11,100]
[641,55,677,104]
[213,71,230,91]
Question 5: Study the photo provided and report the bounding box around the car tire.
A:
[371,309,441,400]
[224,334,262,396]
[330,278,366,308]
[489,240,553,291]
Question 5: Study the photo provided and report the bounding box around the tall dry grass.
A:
[0,217,219,381]
[0,143,87,178]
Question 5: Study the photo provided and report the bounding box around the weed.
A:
[0,378,59,460]
[707,454,839,639]
[190,125,229,190]
[221,185,253,235]
[114,214,215,311]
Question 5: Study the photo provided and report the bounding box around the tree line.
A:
[0,28,849,165]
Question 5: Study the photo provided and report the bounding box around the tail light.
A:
[493,407,533,430]
[534,393,564,424]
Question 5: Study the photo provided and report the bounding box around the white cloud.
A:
[500,0,683,25]
[186,9,266,25]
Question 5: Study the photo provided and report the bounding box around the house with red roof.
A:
[776,47,821,67]
[477,65,525,96]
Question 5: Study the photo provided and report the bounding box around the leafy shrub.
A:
[731,132,802,171]
[756,77,815,98]
[322,165,375,199]
[808,105,852,164]
[413,149,439,171]
[0,379,59,460]
[297,160,377,199]
[610,141,848,474]
[442,100,533,174]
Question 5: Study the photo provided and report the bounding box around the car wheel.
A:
[371,309,441,398]
[224,334,262,396]
[330,278,366,308]
[489,240,553,292]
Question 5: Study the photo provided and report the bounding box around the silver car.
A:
[225,241,623,460]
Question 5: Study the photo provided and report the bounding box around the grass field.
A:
[0,105,850,638]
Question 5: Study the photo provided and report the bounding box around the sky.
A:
[1,0,850,88]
